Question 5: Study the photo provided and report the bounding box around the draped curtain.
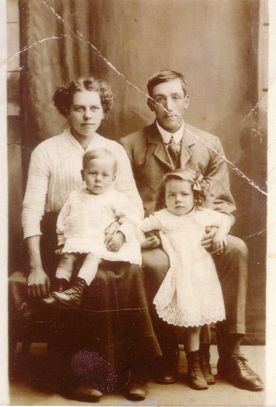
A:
[18,0,266,342]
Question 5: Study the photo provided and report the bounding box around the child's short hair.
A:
[155,168,210,210]
[82,148,117,174]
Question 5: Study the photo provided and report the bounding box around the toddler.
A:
[43,148,141,306]
[138,169,232,390]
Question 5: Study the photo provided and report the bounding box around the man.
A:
[121,70,263,392]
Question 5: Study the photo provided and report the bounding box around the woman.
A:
[21,77,161,401]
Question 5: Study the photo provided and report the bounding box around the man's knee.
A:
[142,248,169,276]
[226,235,248,260]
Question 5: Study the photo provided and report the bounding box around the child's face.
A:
[82,157,115,194]
[165,178,194,216]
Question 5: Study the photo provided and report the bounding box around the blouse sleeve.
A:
[56,197,72,246]
[21,145,50,239]
[112,143,144,220]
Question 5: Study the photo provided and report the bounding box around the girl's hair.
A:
[155,168,210,210]
[82,148,117,174]
[52,77,114,117]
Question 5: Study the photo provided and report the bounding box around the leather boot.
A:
[186,351,208,390]
[199,346,216,385]
[42,278,69,305]
[53,277,87,307]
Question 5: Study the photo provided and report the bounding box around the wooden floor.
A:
[8,344,265,406]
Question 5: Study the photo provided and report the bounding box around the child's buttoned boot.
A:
[186,350,208,390]
[199,344,216,385]
[53,277,87,307]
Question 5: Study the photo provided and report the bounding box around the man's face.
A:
[149,78,189,132]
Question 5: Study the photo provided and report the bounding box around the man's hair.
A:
[52,77,114,117]
[82,148,117,174]
[147,70,188,97]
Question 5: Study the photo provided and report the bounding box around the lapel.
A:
[179,125,195,167]
[146,123,173,169]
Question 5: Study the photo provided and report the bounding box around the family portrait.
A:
[6,0,268,405]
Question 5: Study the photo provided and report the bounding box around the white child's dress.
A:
[139,208,226,327]
[56,188,142,265]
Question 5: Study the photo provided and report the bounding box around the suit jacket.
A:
[121,122,236,217]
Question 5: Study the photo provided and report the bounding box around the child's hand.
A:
[212,231,228,255]
[55,246,64,255]
[141,235,161,250]
[105,231,126,252]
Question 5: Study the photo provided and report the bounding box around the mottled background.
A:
[7,0,268,343]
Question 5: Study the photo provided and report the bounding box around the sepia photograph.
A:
[5,0,270,405]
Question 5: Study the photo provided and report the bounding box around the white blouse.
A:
[22,128,144,238]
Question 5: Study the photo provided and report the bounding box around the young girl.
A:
[43,148,141,307]
[138,169,233,390]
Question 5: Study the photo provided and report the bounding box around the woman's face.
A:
[68,90,104,139]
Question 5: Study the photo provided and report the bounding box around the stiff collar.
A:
[156,120,185,144]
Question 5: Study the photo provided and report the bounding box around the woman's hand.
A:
[26,235,50,298]
[27,265,50,298]
[201,226,218,250]
[105,220,120,239]
[105,231,125,252]
[141,235,161,250]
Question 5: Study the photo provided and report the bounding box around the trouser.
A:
[142,235,248,365]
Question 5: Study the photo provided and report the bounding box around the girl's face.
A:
[68,90,104,139]
[82,157,115,195]
[165,178,194,216]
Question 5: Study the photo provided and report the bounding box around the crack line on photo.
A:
[8,0,268,200]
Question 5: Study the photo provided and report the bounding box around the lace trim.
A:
[154,301,225,327]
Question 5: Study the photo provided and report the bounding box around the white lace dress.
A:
[56,188,142,265]
[139,208,226,327]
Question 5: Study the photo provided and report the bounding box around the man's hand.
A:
[27,266,50,298]
[201,226,218,250]
[212,231,228,255]
[105,231,125,252]
[141,235,161,250]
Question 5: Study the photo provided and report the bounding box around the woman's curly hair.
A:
[52,77,114,117]
[155,168,211,211]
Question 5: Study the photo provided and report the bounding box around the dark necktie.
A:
[167,136,180,168]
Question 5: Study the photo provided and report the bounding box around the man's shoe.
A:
[42,278,69,305]
[217,355,264,391]
[53,277,87,307]
[186,351,208,390]
[199,349,216,385]
[125,376,147,401]
[70,383,103,402]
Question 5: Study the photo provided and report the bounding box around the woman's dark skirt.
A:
[39,213,162,372]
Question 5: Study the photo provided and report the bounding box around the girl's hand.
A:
[55,246,64,255]
[141,235,161,250]
[105,231,126,252]
[212,231,228,255]
[27,266,50,298]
